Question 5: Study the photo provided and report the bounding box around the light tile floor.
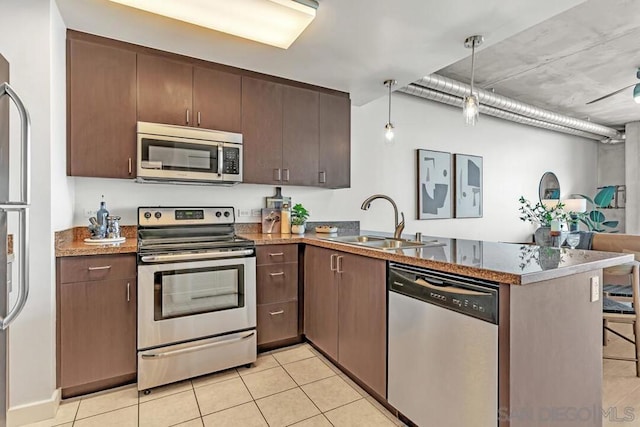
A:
[25,343,404,427]
[28,328,640,427]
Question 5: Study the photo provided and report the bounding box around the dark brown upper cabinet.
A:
[67,39,137,178]
[137,56,242,132]
[193,66,242,133]
[242,77,323,186]
[137,54,194,127]
[319,93,351,189]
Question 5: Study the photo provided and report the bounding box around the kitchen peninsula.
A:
[55,227,631,426]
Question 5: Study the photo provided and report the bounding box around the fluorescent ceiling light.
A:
[109,0,318,49]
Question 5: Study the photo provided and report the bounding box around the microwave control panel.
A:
[223,147,240,175]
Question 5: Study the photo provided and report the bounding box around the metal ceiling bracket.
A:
[464,35,484,49]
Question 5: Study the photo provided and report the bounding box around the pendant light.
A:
[384,79,397,141]
[463,35,484,125]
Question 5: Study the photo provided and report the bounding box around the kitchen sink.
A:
[321,235,443,251]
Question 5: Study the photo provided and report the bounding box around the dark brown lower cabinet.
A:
[256,245,300,348]
[304,246,387,397]
[57,255,136,397]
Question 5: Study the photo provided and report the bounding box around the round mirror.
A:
[538,172,560,201]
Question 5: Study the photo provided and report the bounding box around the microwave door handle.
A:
[0,83,31,205]
[217,145,224,177]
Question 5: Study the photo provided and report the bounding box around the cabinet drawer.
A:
[257,301,298,345]
[257,263,298,305]
[59,254,136,284]
[256,244,298,266]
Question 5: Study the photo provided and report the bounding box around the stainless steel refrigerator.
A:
[0,53,31,427]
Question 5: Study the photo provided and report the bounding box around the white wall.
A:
[74,92,598,244]
[0,0,68,414]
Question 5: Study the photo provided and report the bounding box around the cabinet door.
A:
[241,77,283,184]
[193,66,241,132]
[59,278,136,388]
[67,39,137,178]
[282,86,319,186]
[304,246,339,360]
[337,252,387,397]
[137,54,193,126]
[318,93,351,188]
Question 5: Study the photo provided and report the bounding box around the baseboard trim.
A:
[7,388,60,427]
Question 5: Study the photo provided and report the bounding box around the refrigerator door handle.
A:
[0,82,31,205]
[0,206,29,330]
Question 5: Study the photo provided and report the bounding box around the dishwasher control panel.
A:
[389,263,498,324]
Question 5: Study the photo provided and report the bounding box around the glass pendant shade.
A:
[634,84,640,104]
[462,94,479,126]
[385,122,395,141]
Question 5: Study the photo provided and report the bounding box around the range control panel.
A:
[389,263,498,324]
[138,207,235,227]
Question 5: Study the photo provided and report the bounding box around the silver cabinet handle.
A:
[88,265,111,271]
[319,171,326,184]
[268,252,284,257]
[273,168,282,181]
[141,331,255,359]
[337,256,344,274]
[0,207,29,330]
[269,310,284,316]
[128,157,132,175]
[330,254,337,271]
[127,282,130,302]
[197,111,201,126]
[269,271,285,277]
[186,109,190,125]
[283,168,290,182]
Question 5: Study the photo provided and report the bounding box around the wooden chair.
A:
[592,233,640,377]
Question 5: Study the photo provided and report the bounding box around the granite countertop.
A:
[55,226,138,257]
[241,232,633,285]
[54,226,633,285]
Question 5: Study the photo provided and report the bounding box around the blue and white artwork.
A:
[455,154,483,218]
[417,149,451,219]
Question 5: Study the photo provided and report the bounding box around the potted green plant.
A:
[518,196,571,246]
[577,186,619,232]
[291,203,310,234]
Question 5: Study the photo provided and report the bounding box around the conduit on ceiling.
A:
[399,74,624,143]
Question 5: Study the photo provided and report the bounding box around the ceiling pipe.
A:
[408,74,623,141]
[400,84,606,141]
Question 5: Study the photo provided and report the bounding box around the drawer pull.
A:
[127,282,130,302]
[268,252,284,257]
[269,310,285,316]
[88,265,112,271]
[269,271,285,277]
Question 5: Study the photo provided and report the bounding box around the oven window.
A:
[141,138,217,173]
[154,265,244,320]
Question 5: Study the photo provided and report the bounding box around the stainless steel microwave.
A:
[136,122,243,185]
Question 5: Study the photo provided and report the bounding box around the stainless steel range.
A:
[136,207,256,391]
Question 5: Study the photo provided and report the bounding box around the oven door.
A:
[138,256,256,350]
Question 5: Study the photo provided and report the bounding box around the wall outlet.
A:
[83,208,97,218]
[590,276,600,302]
[251,208,262,217]
[238,209,251,217]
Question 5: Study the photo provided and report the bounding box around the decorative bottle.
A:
[97,195,109,227]
[281,203,291,234]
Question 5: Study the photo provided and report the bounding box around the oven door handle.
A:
[140,331,255,359]
[140,248,254,263]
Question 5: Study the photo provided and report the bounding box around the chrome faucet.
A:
[360,194,405,240]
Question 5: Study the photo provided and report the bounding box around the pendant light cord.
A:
[470,41,476,96]
[388,81,392,124]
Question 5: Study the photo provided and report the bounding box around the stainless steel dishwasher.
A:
[388,263,499,427]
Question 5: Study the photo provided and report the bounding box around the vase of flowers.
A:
[518,197,571,246]
[291,203,309,234]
